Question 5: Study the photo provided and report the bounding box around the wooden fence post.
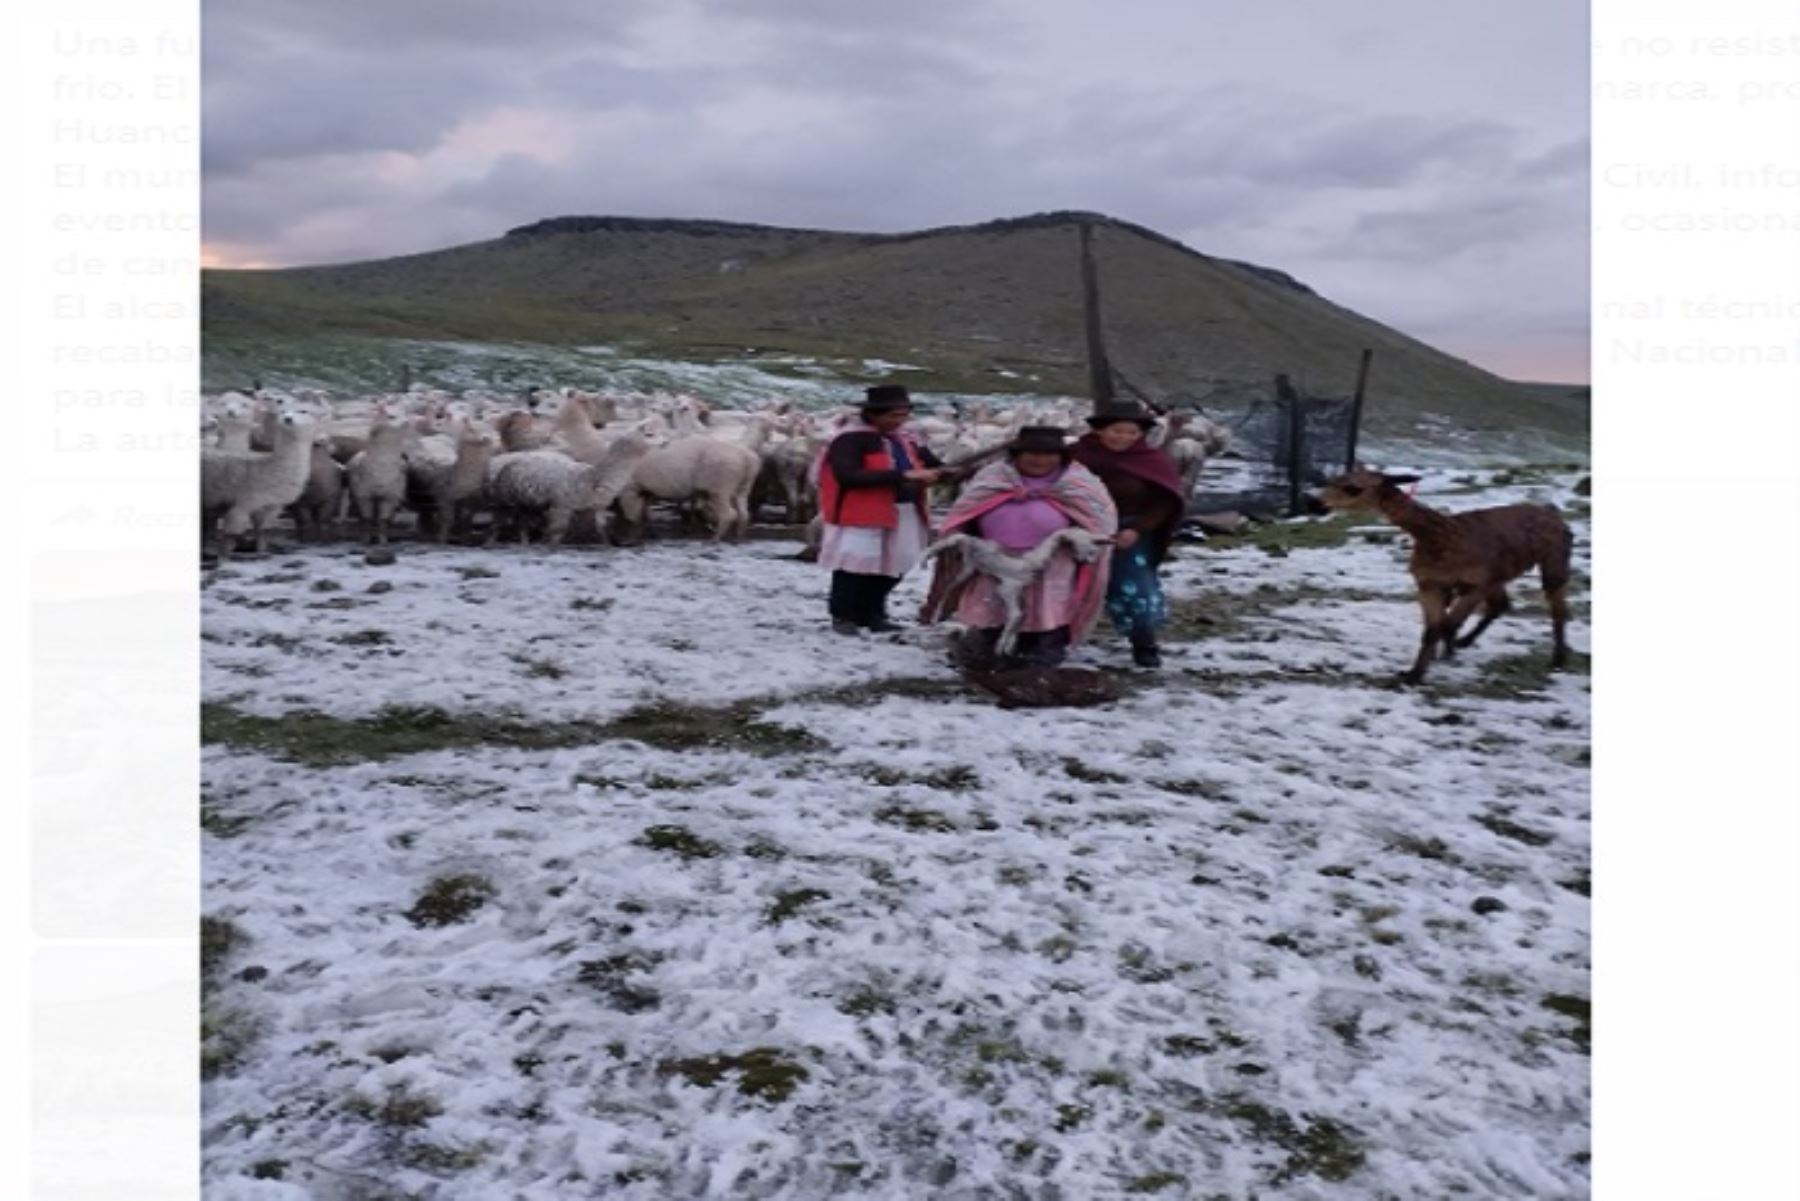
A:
[1345,348,1373,472]
[1278,373,1306,517]
[1079,222,1115,405]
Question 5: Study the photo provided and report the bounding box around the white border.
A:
[1595,2,1800,1198]
[6,1,1800,1197]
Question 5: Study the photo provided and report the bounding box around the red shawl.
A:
[1070,433,1186,561]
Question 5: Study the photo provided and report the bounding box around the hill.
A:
[202,211,1585,438]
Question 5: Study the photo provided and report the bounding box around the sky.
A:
[202,0,1590,382]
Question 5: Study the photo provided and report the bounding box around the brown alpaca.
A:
[1315,467,1575,684]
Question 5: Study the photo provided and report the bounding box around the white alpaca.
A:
[616,417,766,542]
[287,429,346,541]
[201,406,318,559]
[345,405,411,545]
[416,422,501,543]
[923,528,1113,657]
[208,392,258,452]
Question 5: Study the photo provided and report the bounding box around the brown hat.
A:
[1085,400,1158,429]
[862,384,913,413]
[1008,426,1071,455]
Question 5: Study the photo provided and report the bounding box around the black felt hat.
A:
[1008,426,1071,455]
[1085,400,1158,429]
[862,384,914,412]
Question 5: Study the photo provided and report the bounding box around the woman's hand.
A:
[904,468,944,484]
[1113,528,1140,550]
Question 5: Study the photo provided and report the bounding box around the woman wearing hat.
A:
[920,427,1119,669]
[815,385,946,634]
[1071,401,1187,667]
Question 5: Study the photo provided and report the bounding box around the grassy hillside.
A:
[202,211,1586,439]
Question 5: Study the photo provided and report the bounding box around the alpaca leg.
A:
[995,580,1027,658]
[1401,585,1451,684]
[616,491,646,544]
[544,504,573,547]
[1436,588,1485,661]
[704,493,731,541]
[434,504,453,545]
[1455,590,1512,648]
[212,513,234,563]
[1545,584,1572,669]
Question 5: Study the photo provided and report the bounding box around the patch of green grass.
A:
[201,1002,261,1079]
[813,676,977,706]
[398,1140,491,1172]
[765,888,830,925]
[1163,1034,1215,1058]
[874,805,958,833]
[600,700,823,755]
[344,1083,445,1129]
[570,596,615,611]
[1062,757,1127,785]
[1389,833,1462,863]
[575,953,662,1013]
[1541,993,1592,1054]
[837,988,896,1017]
[204,696,825,765]
[1218,1098,1366,1185]
[201,805,255,839]
[201,702,609,765]
[637,824,724,859]
[403,874,496,927]
[1475,811,1555,847]
[1199,514,1385,554]
[1431,649,1590,700]
[1126,1172,1187,1194]
[201,915,246,990]
[1151,777,1231,801]
[1054,1103,1092,1133]
[249,1160,289,1180]
[1559,869,1591,897]
[657,1047,810,1103]
[975,1040,1030,1065]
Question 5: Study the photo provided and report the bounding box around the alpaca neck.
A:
[1378,492,1455,544]
[451,440,493,486]
[368,424,408,455]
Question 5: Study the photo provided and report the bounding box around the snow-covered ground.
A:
[201,467,1591,1200]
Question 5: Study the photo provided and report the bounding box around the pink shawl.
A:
[920,459,1120,645]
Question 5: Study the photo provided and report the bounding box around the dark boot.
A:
[952,628,1002,671]
[1130,634,1162,668]
[863,575,904,632]
[1016,627,1071,668]
[829,570,857,623]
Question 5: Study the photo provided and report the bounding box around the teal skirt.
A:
[1106,546,1167,639]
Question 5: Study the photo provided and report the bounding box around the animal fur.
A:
[923,528,1113,657]
[1314,466,1576,684]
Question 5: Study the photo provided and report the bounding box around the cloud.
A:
[201,0,1590,379]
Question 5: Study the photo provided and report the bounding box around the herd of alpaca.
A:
[199,385,1580,683]
[197,386,1229,561]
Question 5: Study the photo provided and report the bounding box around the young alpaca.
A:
[1314,466,1575,684]
[922,527,1114,658]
